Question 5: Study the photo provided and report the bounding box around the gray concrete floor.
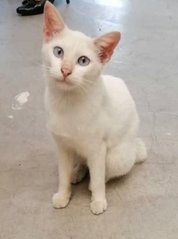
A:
[0,0,178,238]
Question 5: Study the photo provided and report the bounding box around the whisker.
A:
[79,82,93,96]
[76,82,88,96]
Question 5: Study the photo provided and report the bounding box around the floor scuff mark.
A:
[12,91,30,110]
[8,115,14,119]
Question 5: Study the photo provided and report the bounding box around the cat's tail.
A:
[135,138,147,164]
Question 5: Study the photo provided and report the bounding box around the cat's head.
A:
[42,1,121,92]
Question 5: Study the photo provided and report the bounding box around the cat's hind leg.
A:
[106,138,146,182]
[71,163,88,184]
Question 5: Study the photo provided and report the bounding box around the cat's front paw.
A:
[52,192,70,209]
[90,199,108,215]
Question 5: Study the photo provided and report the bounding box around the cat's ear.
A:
[43,1,65,42]
[94,32,121,64]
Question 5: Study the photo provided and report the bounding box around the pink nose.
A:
[61,67,72,79]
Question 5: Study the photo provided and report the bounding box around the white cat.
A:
[42,1,147,215]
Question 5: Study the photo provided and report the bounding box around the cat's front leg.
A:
[87,143,107,215]
[52,135,73,209]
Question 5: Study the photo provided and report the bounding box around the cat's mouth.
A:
[54,77,76,90]
[55,77,72,85]
[58,79,71,85]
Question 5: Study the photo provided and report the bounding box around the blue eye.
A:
[78,56,90,66]
[53,47,64,58]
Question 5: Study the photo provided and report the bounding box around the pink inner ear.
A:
[99,44,115,63]
[43,14,59,41]
[43,2,65,42]
[95,32,121,63]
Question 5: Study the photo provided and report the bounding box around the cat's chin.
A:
[55,79,77,91]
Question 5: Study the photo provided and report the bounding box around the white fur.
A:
[42,27,147,215]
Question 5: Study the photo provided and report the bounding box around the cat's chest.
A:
[46,86,107,145]
[47,107,100,140]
